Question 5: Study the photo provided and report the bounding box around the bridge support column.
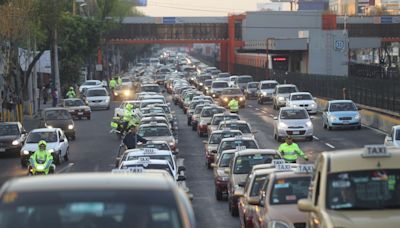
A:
[220,42,228,72]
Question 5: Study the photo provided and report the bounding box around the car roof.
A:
[329,100,354,103]
[290,92,311,96]
[235,149,278,156]
[277,84,296,87]
[221,136,256,142]
[211,129,242,134]
[43,107,69,111]
[0,122,19,125]
[140,123,170,128]
[321,146,400,173]
[30,128,59,133]
[3,173,173,192]
[64,98,82,101]
[125,149,172,156]
[219,119,247,124]
[87,87,106,91]
[272,171,311,179]
[280,107,308,111]
[213,113,238,117]
[141,84,159,87]
[260,80,278,83]
[121,159,170,166]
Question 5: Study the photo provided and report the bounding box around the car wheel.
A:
[357,125,362,130]
[323,121,327,129]
[54,151,62,165]
[216,189,223,201]
[64,148,69,161]
[87,116,91,120]
[229,199,239,217]
[307,136,313,141]
[327,125,332,131]
[187,119,191,126]
[106,106,110,110]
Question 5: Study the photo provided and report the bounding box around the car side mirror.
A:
[273,117,278,120]
[60,138,65,142]
[178,166,186,173]
[298,199,316,212]
[177,175,186,182]
[202,140,208,144]
[310,116,315,120]
[238,182,246,188]
[358,107,362,111]
[21,130,27,134]
[386,136,393,142]
[252,131,258,134]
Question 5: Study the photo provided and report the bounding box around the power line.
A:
[149,3,244,14]
[150,0,245,12]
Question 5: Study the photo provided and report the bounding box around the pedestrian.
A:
[51,88,59,107]
[42,87,48,104]
[123,125,147,149]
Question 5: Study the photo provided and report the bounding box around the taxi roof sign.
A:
[112,167,144,174]
[275,164,293,172]
[236,146,247,151]
[272,159,285,165]
[295,164,314,174]
[363,145,391,158]
[143,148,156,154]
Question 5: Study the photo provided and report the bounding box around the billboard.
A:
[122,0,147,7]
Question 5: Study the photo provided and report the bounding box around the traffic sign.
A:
[381,16,393,24]
[163,17,176,24]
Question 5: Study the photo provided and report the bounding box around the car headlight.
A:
[212,94,216,98]
[278,122,287,128]
[199,83,203,86]
[239,97,244,101]
[223,97,228,102]
[292,104,298,108]
[68,124,74,130]
[124,90,130,96]
[278,96,285,101]
[268,220,290,228]
[114,92,119,96]
[329,115,337,122]
[12,140,20,146]
[23,150,29,155]
[48,149,55,153]
[306,120,313,127]
[169,141,175,146]
[354,114,361,120]
[311,103,316,107]
[262,91,267,96]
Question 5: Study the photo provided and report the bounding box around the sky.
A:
[139,0,261,17]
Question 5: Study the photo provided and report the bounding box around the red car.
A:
[62,98,91,120]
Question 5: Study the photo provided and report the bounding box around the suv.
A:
[272,84,299,109]
[257,80,279,104]
[209,81,229,98]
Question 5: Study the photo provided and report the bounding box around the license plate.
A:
[78,112,83,115]
[0,148,5,152]
[292,131,300,135]
[343,121,349,124]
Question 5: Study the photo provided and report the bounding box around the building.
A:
[329,0,400,15]
[298,0,329,11]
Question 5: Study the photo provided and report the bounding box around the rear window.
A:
[87,89,107,97]
[219,123,251,133]
[238,77,253,83]
[209,132,242,144]
[212,82,228,88]
[141,86,160,93]
[219,140,258,153]
[270,176,311,205]
[280,109,308,120]
[291,94,312,101]
[201,108,225,117]
[261,83,277,89]
[277,86,297,94]
[233,154,275,174]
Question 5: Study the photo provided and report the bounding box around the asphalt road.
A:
[0,92,386,228]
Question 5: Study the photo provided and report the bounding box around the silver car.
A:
[257,80,279,104]
[272,84,299,110]
[84,87,110,110]
[137,123,177,152]
[273,107,313,141]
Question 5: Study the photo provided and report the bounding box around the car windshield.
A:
[219,140,258,153]
[138,126,172,137]
[82,81,97,86]
[26,132,57,143]
[127,155,173,168]
[212,82,228,88]
[141,101,164,109]
[218,73,230,78]
[0,190,182,228]
[137,143,170,151]
[261,83,277,89]
[250,175,268,197]
[194,106,205,114]
[201,108,225,117]
[291,94,312,101]
[87,90,107,97]
[396,130,400,140]
[238,77,253,83]
[45,110,71,120]
[330,102,357,112]
[209,132,242,144]
[141,86,160,93]
[247,83,258,89]
[221,89,242,95]
[278,86,297,94]
[190,102,203,109]
[204,80,212,86]
[219,153,235,167]
[327,169,400,210]
[141,108,164,115]
[64,100,84,107]
[200,76,212,81]
[280,110,308,120]
[233,154,275,174]
[0,124,19,136]
[124,164,173,177]
[156,106,170,114]
[212,116,240,125]
[219,123,251,133]
[142,119,168,125]
[270,176,311,205]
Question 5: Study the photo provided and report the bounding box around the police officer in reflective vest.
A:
[228,97,239,113]
[278,136,308,163]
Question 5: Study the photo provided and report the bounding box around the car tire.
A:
[216,189,223,201]
[87,116,91,120]
[187,119,191,126]
[64,148,69,161]
[229,199,239,217]
[357,125,362,130]
[327,125,332,131]
[192,125,196,131]
[54,151,62,165]
[307,136,313,141]
[323,121,327,129]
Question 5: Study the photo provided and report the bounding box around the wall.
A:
[308,30,349,76]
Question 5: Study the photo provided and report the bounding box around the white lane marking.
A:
[325,143,335,149]
[255,108,260,111]
[313,136,320,140]
[361,125,387,135]
[248,105,253,108]
[56,163,74,173]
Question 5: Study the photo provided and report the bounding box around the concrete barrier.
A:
[316,98,400,134]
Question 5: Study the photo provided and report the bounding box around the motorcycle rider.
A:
[228,97,239,113]
[278,136,308,163]
[66,86,76,98]
[29,140,55,174]
[122,103,140,133]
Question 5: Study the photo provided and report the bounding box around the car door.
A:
[58,130,68,156]
[322,103,329,124]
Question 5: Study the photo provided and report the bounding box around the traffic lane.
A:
[65,102,120,173]
[238,103,328,161]
[171,100,239,227]
[246,99,386,150]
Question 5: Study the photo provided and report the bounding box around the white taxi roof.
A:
[124,149,172,156]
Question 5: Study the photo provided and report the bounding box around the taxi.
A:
[204,129,243,169]
[0,173,195,228]
[253,164,313,228]
[227,149,280,217]
[197,105,226,137]
[216,136,259,160]
[298,145,400,228]
[211,149,237,201]
[207,112,240,136]
[137,122,177,152]
[217,120,255,138]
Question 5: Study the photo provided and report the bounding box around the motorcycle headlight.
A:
[223,97,228,102]
[124,90,130,96]
[268,220,290,228]
[278,96,285,101]
[306,120,313,127]
[48,149,55,153]
[68,124,74,130]
[239,97,244,101]
[199,83,203,86]
[212,94,216,98]
[23,150,29,155]
[262,92,267,96]
[114,92,119,96]
[36,164,45,170]
[354,114,361,120]
[12,140,20,146]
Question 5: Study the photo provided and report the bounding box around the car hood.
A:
[260,89,275,93]
[280,118,310,126]
[0,135,19,142]
[247,88,258,92]
[86,96,109,101]
[207,144,218,152]
[277,93,291,98]
[328,111,359,118]
[212,88,227,92]
[328,210,400,228]
[232,174,247,185]
[289,100,316,105]
[45,120,73,128]
[200,117,212,123]
[22,142,59,151]
[143,136,174,143]
[221,94,243,98]
[267,205,306,224]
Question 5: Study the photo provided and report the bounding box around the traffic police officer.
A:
[278,136,308,163]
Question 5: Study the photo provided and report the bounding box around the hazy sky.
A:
[139,0,261,16]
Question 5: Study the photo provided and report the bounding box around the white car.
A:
[119,159,184,181]
[20,128,69,167]
[385,125,400,148]
[84,87,110,110]
[137,123,177,152]
[273,107,314,141]
[121,77,133,88]
[286,92,317,114]
[79,80,103,93]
